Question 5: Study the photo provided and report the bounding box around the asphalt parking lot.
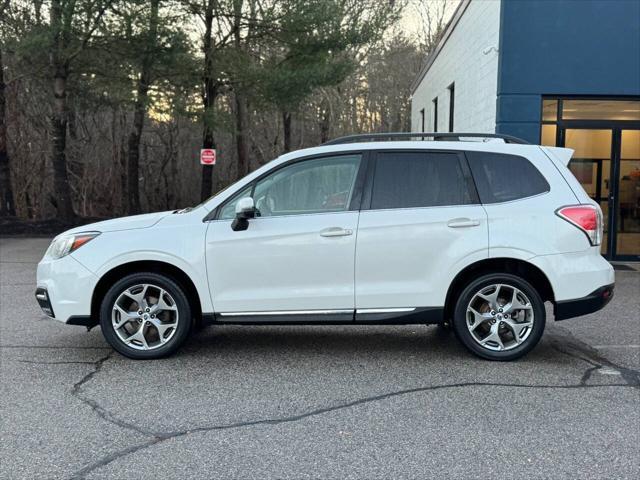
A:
[1,237,639,480]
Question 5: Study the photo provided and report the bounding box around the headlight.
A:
[45,232,100,260]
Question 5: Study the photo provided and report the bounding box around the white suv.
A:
[36,133,615,360]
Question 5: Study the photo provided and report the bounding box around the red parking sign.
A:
[200,149,216,165]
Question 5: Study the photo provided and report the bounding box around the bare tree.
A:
[48,0,114,220]
[126,0,160,215]
[412,0,452,58]
[0,47,16,216]
[232,0,250,180]
[199,0,218,200]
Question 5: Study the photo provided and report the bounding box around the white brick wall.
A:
[411,0,501,133]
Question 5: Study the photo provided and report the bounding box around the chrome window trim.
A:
[209,209,358,223]
[356,308,416,314]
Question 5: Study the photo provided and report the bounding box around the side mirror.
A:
[231,197,256,231]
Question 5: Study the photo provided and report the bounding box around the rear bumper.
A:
[554,284,614,321]
[528,250,615,301]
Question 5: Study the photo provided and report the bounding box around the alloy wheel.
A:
[466,283,534,351]
[111,283,179,350]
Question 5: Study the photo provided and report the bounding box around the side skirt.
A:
[201,307,444,326]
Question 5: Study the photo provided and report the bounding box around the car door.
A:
[205,153,365,321]
[354,150,488,320]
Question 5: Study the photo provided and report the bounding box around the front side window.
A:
[218,186,252,220]
[219,154,361,219]
[466,151,550,204]
[370,151,472,209]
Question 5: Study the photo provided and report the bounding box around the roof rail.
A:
[323,132,529,146]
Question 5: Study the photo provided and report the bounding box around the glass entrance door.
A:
[564,129,613,256]
[540,97,640,260]
[615,130,640,259]
[563,128,640,260]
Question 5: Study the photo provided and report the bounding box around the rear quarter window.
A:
[466,151,550,204]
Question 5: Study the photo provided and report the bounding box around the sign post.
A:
[200,149,216,166]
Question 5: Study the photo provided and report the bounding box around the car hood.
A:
[63,211,174,235]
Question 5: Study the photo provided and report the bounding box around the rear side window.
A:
[466,151,550,204]
[371,151,472,209]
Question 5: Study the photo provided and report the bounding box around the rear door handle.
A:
[447,218,480,228]
[320,227,353,237]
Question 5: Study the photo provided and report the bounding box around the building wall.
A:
[496,0,640,143]
[410,0,501,134]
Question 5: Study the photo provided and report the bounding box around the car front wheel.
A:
[452,273,545,361]
[99,272,192,359]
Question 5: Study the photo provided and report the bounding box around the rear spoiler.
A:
[541,146,592,203]
[541,146,574,166]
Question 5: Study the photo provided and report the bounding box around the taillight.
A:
[556,205,602,246]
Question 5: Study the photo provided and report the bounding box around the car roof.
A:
[277,141,542,163]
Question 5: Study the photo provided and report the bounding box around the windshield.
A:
[192,181,239,210]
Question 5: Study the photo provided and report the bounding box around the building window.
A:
[432,97,438,132]
[542,99,558,121]
[540,98,640,147]
[541,98,640,132]
[448,83,455,132]
[560,99,640,121]
[419,108,425,132]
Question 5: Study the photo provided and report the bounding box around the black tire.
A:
[99,272,192,359]
[451,273,545,361]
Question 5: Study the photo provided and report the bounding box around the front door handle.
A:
[447,218,480,228]
[320,227,353,237]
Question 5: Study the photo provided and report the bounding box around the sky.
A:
[399,0,459,42]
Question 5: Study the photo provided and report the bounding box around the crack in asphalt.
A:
[70,350,159,440]
[70,379,635,479]
[67,358,637,479]
[15,359,100,365]
[548,326,640,388]
[579,365,601,385]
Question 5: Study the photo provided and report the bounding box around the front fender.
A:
[71,222,213,313]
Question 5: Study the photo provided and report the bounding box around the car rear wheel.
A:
[99,272,192,359]
[452,273,545,361]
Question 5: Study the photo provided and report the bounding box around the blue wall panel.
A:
[496,0,640,143]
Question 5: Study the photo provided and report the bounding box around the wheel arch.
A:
[443,257,555,321]
[91,260,203,323]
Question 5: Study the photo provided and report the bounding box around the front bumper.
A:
[34,287,96,327]
[36,253,98,323]
[35,287,55,317]
[554,284,615,321]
